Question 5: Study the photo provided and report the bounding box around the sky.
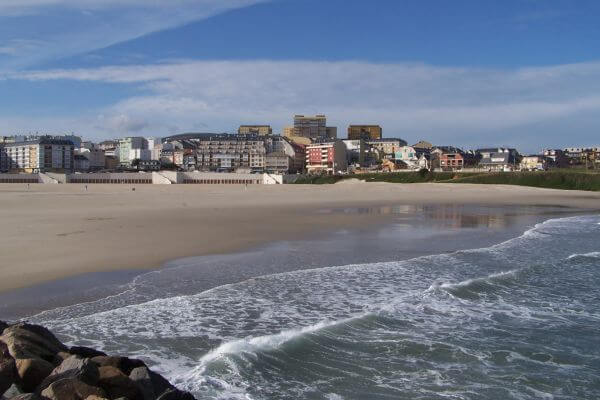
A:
[0,0,599,152]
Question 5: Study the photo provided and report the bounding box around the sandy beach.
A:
[1,182,599,293]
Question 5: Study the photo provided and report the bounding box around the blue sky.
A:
[0,0,599,151]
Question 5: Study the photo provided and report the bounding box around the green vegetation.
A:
[448,171,600,191]
[293,170,600,191]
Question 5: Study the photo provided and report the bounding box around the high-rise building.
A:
[2,137,74,173]
[293,115,337,140]
[118,137,148,166]
[347,125,382,140]
[238,125,273,136]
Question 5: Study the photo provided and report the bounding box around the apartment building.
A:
[305,140,348,174]
[238,125,273,136]
[290,115,337,140]
[347,125,382,140]
[2,138,74,173]
[118,137,148,166]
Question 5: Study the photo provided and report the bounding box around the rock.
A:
[129,367,175,399]
[91,357,145,375]
[41,378,105,400]
[0,324,67,363]
[0,341,17,396]
[2,384,22,398]
[156,389,195,400]
[9,394,43,400]
[70,347,106,359]
[129,367,155,400]
[97,366,142,400]
[0,322,7,335]
[38,355,99,392]
[14,358,54,393]
[84,396,109,400]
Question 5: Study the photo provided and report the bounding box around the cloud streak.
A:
[0,0,269,70]
[4,60,600,150]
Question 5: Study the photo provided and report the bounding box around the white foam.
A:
[567,251,600,260]
[430,269,519,292]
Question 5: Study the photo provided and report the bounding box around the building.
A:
[118,137,148,166]
[347,125,382,140]
[265,152,292,174]
[2,137,74,173]
[413,140,434,151]
[342,139,368,167]
[520,155,547,171]
[75,148,105,171]
[291,115,337,140]
[394,146,420,169]
[433,149,465,171]
[543,149,569,168]
[477,148,519,171]
[367,138,408,161]
[305,140,348,174]
[238,125,273,136]
[73,154,90,172]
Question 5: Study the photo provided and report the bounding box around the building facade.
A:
[118,137,148,166]
[238,125,273,136]
[2,138,74,173]
[292,115,337,140]
[305,140,348,174]
[477,148,519,171]
[367,138,408,161]
[347,125,382,140]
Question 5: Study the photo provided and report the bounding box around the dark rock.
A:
[0,322,7,335]
[0,341,17,396]
[156,389,195,400]
[97,366,142,400]
[129,367,155,400]
[41,378,106,400]
[37,355,99,392]
[9,394,43,400]
[14,358,54,393]
[69,347,106,359]
[90,357,145,376]
[0,324,67,364]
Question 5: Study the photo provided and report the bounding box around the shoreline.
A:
[1,183,599,295]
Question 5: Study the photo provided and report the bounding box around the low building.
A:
[477,148,519,171]
[367,138,408,161]
[265,152,291,174]
[342,139,368,167]
[74,154,90,172]
[305,140,348,174]
[137,160,161,171]
[520,155,547,171]
[394,146,420,169]
[412,140,434,151]
[543,149,569,168]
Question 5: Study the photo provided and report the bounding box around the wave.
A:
[567,252,600,260]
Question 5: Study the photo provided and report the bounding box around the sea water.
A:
[29,213,600,399]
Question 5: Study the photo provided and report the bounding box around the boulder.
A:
[128,367,155,400]
[70,347,106,359]
[0,322,7,335]
[84,396,109,400]
[14,358,54,393]
[0,341,17,396]
[91,357,145,375]
[38,356,99,392]
[97,366,142,400]
[0,324,67,363]
[9,394,44,400]
[41,378,105,400]
[129,367,175,399]
[156,389,195,400]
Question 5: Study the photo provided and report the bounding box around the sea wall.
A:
[0,321,195,400]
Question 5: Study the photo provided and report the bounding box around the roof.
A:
[5,137,75,146]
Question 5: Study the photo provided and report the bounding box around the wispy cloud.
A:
[0,0,269,70]
[4,59,600,150]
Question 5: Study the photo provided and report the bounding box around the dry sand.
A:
[0,182,599,293]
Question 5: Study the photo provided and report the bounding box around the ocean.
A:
[7,206,600,399]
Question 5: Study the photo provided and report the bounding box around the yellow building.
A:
[348,125,382,140]
[238,125,273,136]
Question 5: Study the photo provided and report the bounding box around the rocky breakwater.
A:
[0,321,195,400]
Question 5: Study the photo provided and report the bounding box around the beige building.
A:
[2,138,74,173]
[238,125,273,136]
[292,115,337,140]
[347,125,382,140]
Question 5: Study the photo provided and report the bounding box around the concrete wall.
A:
[0,174,41,183]
[68,172,153,184]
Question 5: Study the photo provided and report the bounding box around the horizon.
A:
[1,0,600,153]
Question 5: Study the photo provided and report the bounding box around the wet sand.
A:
[1,182,599,293]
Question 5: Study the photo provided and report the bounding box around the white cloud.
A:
[4,60,600,150]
